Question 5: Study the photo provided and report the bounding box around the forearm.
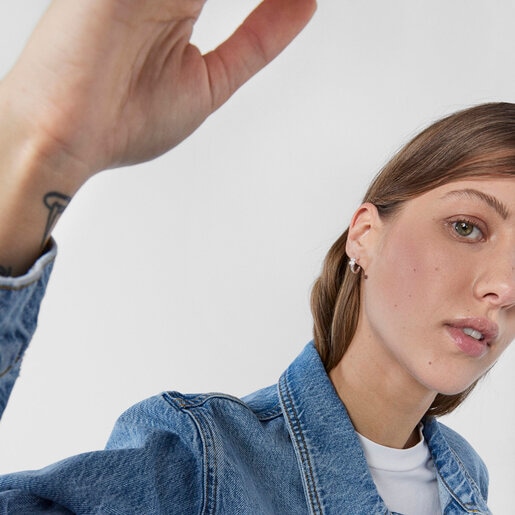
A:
[0,87,86,276]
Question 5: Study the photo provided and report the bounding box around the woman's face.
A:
[358,176,515,396]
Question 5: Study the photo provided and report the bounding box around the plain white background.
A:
[0,1,513,512]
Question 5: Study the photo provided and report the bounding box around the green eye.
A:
[452,220,483,240]
[454,221,474,236]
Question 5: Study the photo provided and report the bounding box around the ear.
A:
[345,203,383,270]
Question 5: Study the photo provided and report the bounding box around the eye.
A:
[451,220,484,241]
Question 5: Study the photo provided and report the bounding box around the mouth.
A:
[445,318,499,358]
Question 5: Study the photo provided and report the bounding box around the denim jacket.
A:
[0,245,491,514]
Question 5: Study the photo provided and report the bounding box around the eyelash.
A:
[447,217,486,242]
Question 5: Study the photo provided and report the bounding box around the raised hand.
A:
[2,0,316,179]
[0,0,316,275]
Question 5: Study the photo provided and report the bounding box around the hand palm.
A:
[5,0,315,178]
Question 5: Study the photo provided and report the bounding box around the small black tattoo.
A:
[0,265,13,277]
[41,191,71,249]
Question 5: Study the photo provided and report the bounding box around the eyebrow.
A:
[441,189,511,220]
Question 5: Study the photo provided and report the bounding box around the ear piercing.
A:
[348,257,361,274]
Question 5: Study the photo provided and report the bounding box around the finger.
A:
[204,0,316,110]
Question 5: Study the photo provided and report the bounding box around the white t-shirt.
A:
[357,427,441,515]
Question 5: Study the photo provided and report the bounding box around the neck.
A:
[329,325,437,449]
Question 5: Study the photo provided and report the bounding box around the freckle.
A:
[412,268,417,273]
[408,294,412,298]
[394,304,398,308]
[434,267,439,272]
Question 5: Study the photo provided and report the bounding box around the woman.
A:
[311,104,515,513]
[0,0,511,513]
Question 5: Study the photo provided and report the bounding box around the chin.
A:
[435,385,472,397]
[417,371,481,398]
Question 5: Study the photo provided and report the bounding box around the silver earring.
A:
[349,257,361,274]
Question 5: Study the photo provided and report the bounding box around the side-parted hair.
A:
[311,102,515,417]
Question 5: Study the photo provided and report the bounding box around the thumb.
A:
[204,0,316,110]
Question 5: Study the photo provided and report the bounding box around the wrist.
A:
[0,89,88,275]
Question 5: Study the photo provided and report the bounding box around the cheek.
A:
[364,228,449,324]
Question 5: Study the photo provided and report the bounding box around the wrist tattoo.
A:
[41,191,71,249]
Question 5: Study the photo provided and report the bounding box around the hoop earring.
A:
[348,257,361,275]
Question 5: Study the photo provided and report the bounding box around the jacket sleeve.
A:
[0,240,56,418]
[0,394,204,514]
[0,242,206,513]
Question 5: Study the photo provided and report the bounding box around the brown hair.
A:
[311,102,515,417]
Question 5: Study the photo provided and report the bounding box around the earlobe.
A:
[345,203,382,269]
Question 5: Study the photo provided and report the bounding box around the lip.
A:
[444,318,499,358]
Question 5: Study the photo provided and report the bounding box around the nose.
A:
[473,251,515,309]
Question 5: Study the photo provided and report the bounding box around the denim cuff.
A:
[0,239,57,291]
[0,240,56,417]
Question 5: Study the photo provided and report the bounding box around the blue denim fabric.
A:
[0,247,491,514]
[0,242,56,417]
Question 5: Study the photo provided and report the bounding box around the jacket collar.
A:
[278,342,489,515]
[278,342,388,515]
[423,418,490,513]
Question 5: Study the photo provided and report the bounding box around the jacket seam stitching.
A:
[447,447,487,512]
[166,400,216,515]
[165,391,282,420]
[279,374,323,515]
[165,392,249,410]
[187,408,218,515]
[435,466,482,513]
